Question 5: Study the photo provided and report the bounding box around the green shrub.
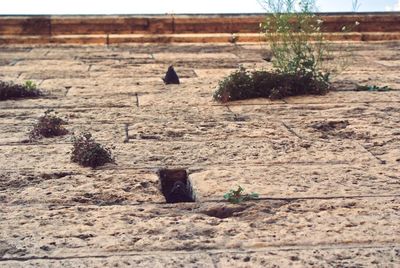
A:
[213,67,254,102]
[29,110,68,140]
[213,67,329,102]
[214,1,332,103]
[213,0,361,102]
[260,0,330,83]
[0,81,42,101]
[71,133,114,168]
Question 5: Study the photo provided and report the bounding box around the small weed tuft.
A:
[24,80,37,90]
[0,80,42,101]
[71,132,115,168]
[29,110,68,141]
[223,186,259,204]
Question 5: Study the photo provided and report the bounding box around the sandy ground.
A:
[0,41,399,267]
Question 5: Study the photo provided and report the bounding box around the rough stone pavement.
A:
[0,42,399,267]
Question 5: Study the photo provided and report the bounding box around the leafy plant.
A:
[70,132,115,168]
[213,67,329,102]
[223,186,259,204]
[214,0,362,103]
[213,67,254,102]
[355,85,392,92]
[260,0,331,84]
[24,80,37,90]
[29,109,68,141]
[0,80,42,101]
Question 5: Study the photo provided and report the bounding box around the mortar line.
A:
[9,59,20,66]
[2,100,400,110]
[124,123,129,143]
[211,100,400,106]
[0,161,384,175]
[0,105,132,110]
[281,121,303,139]
[0,115,396,124]
[0,134,385,146]
[209,253,218,268]
[0,161,377,173]
[2,194,399,209]
[64,86,71,97]
[0,243,398,263]
[224,105,241,121]
[357,141,387,165]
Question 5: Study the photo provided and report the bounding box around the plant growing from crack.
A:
[213,66,329,102]
[214,0,361,103]
[70,132,115,168]
[260,0,331,84]
[29,109,69,141]
[24,80,37,90]
[223,186,259,204]
[0,80,42,101]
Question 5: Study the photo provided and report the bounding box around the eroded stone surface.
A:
[0,42,399,266]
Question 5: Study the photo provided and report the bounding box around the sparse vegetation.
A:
[223,186,259,204]
[260,0,331,82]
[214,0,362,102]
[214,0,331,102]
[0,80,42,101]
[70,132,115,168]
[29,110,68,141]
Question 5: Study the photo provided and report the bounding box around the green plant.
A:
[29,109,68,140]
[0,81,42,101]
[223,186,259,204]
[213,67,254,102]
[70,132,115,168]
[260,0,331,84]
[355,85,392,92]
[213,1,362,103]
[24,80,37,90]
[213,67,329,102]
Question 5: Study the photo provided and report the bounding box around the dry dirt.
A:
[0,41,399,267]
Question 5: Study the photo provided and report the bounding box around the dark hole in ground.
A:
[158,169,196,203]
[201,205,248,219]
[71,192,127,206]
[310,120,349,132]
